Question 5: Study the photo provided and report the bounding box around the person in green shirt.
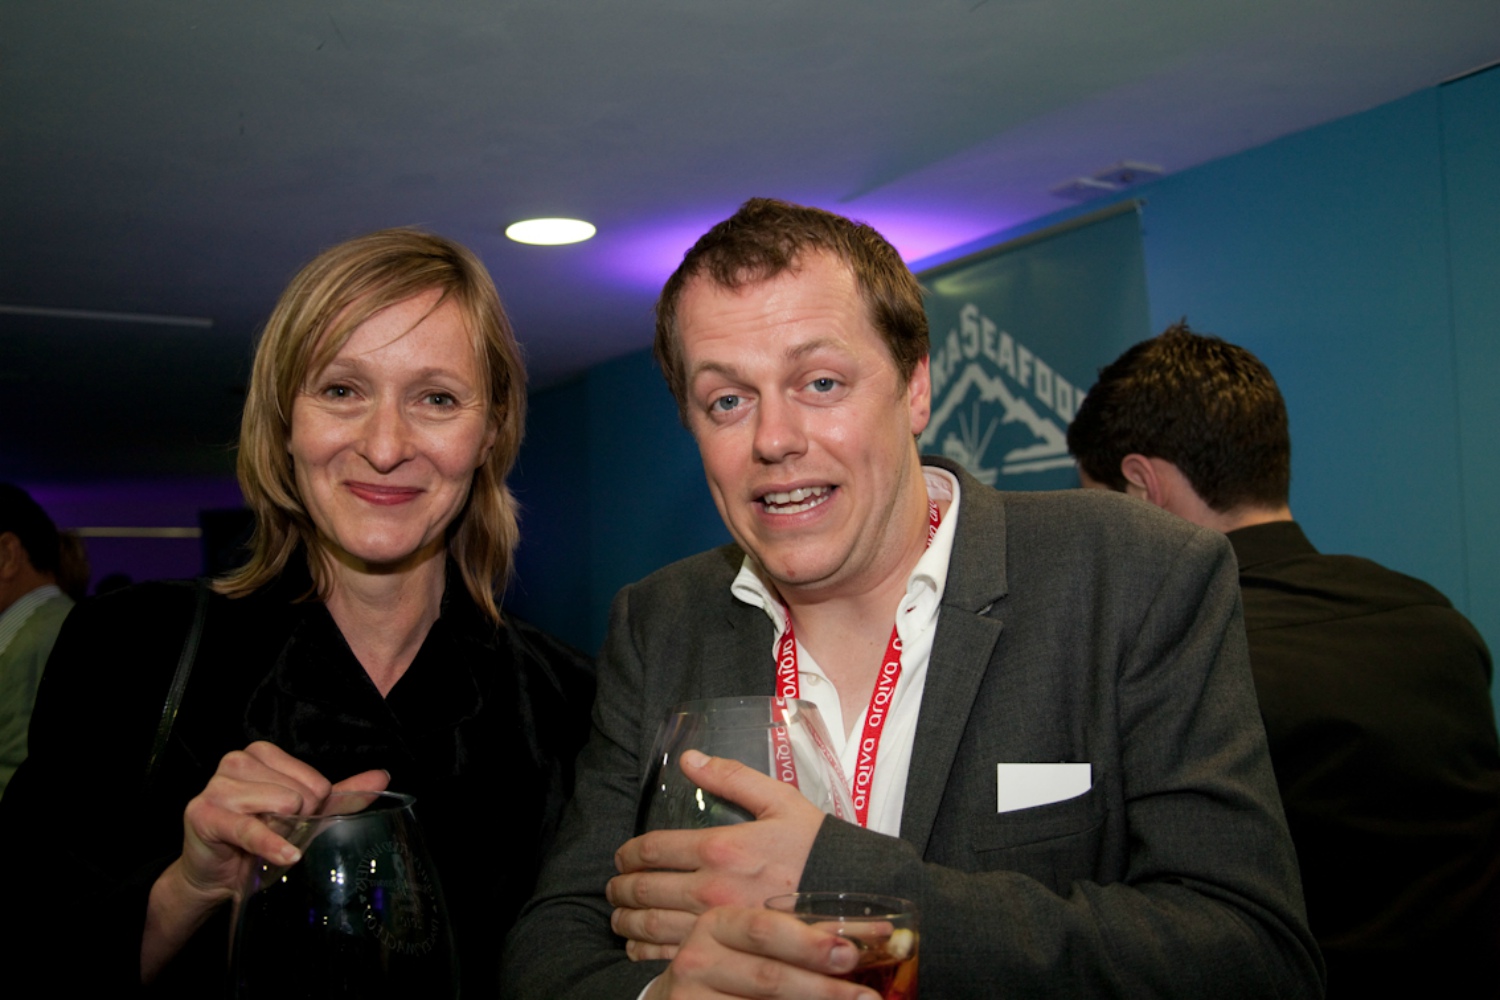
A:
[0,483,73,799]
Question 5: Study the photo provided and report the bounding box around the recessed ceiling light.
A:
[505,218,596,246]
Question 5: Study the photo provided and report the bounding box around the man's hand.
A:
[142,742,389,981]
[609,750,828,959]
[643,906,876,1000]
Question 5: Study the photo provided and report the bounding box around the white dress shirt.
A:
[729,467,961,836]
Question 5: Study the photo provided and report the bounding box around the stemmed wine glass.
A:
[639,696,855,832]
[229,790,458,999]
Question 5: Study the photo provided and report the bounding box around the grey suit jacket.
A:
[504,460,1322,998]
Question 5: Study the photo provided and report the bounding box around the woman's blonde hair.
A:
[215,228,525,623]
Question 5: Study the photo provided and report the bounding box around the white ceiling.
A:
[3,0,1496,479]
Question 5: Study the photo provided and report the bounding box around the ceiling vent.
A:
[1050,161,1163,201]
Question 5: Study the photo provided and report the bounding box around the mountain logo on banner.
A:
[919,303,1083,486]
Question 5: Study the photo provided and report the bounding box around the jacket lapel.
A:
[679,546,778,703]
[900,459,1010,853]
[715,592,778,699]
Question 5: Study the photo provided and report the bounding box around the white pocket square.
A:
[995,763,1092,813]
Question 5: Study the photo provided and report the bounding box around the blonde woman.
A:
[0,230,591,996]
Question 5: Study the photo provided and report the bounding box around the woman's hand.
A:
[141,741,388,982]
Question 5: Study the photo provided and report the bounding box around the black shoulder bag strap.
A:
[145,578,210,789]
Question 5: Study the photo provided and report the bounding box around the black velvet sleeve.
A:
[0,582,218,997]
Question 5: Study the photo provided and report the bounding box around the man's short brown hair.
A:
[1067,322,1291,512]
[653,198,928,418]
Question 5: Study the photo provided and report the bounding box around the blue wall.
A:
[510,66,1500,719]
[507,350,726,652]
[1129,69,1498,717]
[1443,66,1500,708]
[1139,87,1467,605]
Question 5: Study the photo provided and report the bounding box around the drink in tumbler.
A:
[765,892,918,1000]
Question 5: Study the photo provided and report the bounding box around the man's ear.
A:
[0,532,22,579]
[1119,454,1168,509]
[906,356,932,437]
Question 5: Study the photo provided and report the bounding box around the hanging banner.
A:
[918,202,1151,491]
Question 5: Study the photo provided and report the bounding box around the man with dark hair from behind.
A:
[0,484,73,800]
[1069,322,1500,996]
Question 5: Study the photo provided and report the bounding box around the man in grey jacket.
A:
[505,200,1321,999]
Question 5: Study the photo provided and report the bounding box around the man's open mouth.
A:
[760,486,832,515]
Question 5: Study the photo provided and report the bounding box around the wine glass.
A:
[639,695,856,831]
[229,790,458,999]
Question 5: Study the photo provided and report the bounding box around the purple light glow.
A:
[601,213,733,290]
[21,476,245,591]
[24,478,244,530]
[843,207,1024,267]
[601,205,1024,293]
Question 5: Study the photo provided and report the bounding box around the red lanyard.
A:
[774,499,941,827]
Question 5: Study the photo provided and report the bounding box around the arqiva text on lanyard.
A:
[771,499,941,828]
